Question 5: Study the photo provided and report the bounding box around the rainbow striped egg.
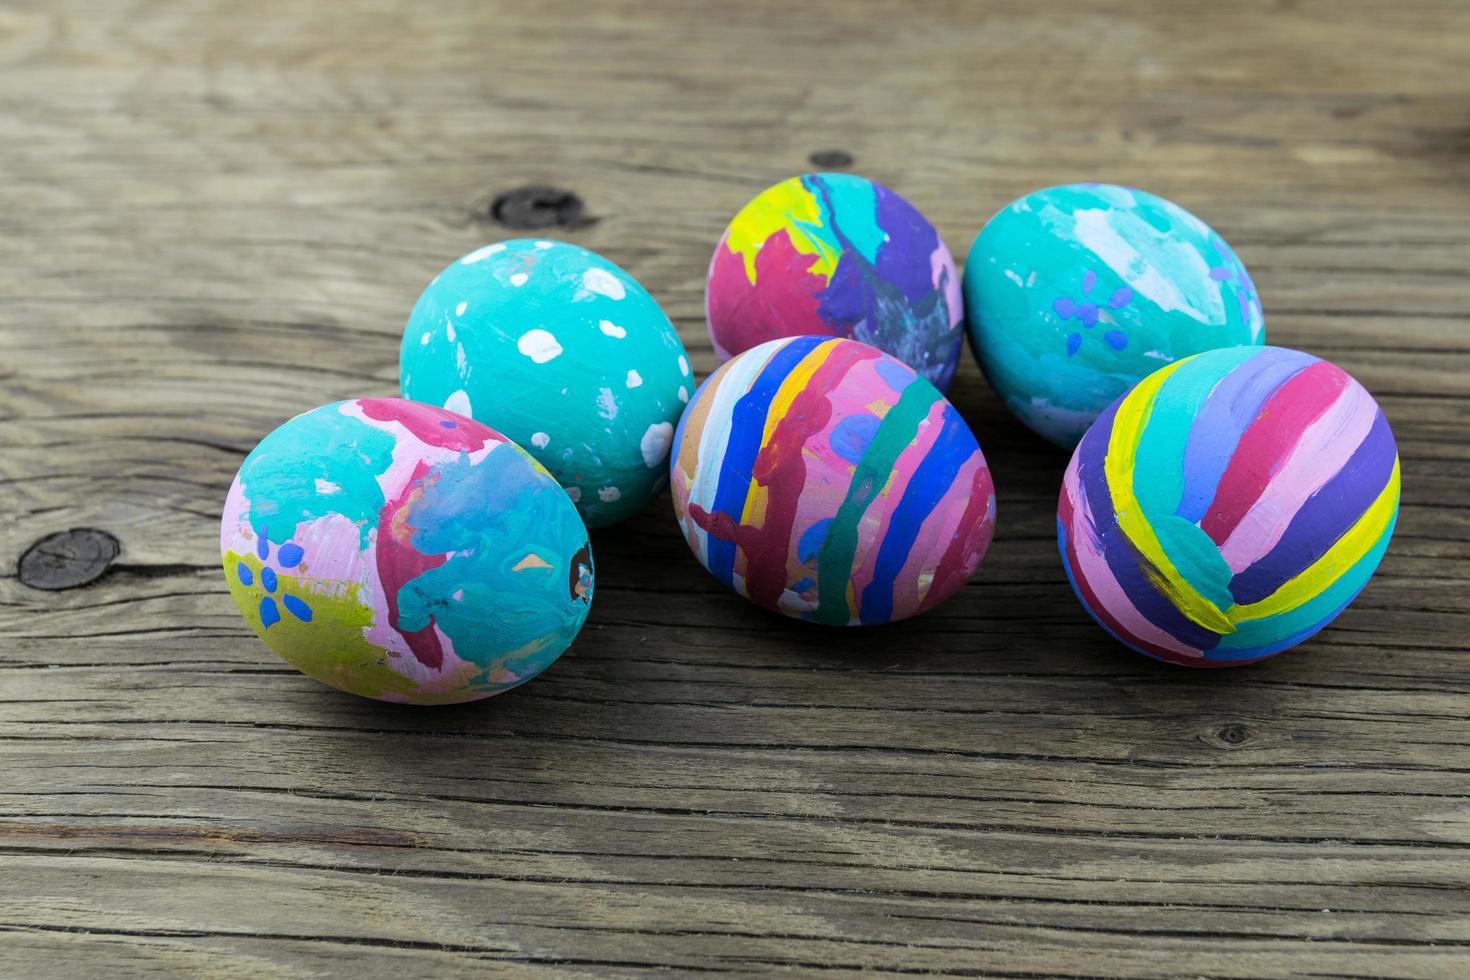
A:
[671,336,996,625]
[1058,345,1400,666]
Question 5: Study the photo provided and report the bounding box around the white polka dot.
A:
[509,272,529,287]
[444,390,472,416]
[582,268,625,300]
[626,369,643,389]
[595,387,618,420]
[455,301,467,316]
[599,319,627,339]
[534,240,554,249]
[597,486,622,503]
[640,422,673,468]
[678,386,690,403]
[678,355,690,376]
[446,320,456,343]
[531,432,550,449]
[419,332,431,346]
[315,478,341,494]
[517,329,562,364]
[461,243,506,264]
[565,486,582,503]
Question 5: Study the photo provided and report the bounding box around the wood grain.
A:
[2,0,1468,976]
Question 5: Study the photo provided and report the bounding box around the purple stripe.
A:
[1076,398,1222,651]
[1176,348,1318,522]
[1229,410,1397,605]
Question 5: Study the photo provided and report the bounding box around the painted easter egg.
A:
[400,240,691,528]
[965,183,1265,447]
[706,173,964,391]
[1058,346,1399,667]
[220,398,594,703]
[671,336,995,625]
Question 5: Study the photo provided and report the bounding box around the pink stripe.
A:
[888,451,982,616]
[1063,462,1201,659]
[1219,379,1376,573]
[848,397,948,600]
[1200,361,1348,544]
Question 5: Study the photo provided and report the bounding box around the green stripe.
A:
[814,380,941,625]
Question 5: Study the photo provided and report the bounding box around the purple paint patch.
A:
[830,413,882,464]
[1104,330,1128,350]
[872,185,942,303]
[873,357,916,392]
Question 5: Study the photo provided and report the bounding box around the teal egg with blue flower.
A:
[400,240,691,528]
[220,398,593,704]
[964,184,1265,447]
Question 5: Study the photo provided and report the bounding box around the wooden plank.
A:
[1,0,1467,976]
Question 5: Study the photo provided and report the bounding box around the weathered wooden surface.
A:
[1,0,1468,976]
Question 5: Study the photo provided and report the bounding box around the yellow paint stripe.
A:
[726,178,836,284]
[1105,360,1237,635]
[1230,458,1400,624]
[739,340,838,528]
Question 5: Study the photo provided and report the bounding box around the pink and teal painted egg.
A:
[221,398,593,703]
[706,173,964,391]
[1058,346,1399,667]
[671,336,995,625]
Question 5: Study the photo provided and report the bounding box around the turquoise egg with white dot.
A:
[964,184,1265,448]
[401,240,692,527]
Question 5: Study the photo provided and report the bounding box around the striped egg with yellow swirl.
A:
[671,336,996,625]
[1058,345,1400,666]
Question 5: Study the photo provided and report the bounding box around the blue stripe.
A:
[705,336,826,585]
[858,405,972,624]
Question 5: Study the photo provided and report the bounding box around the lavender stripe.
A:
[1176,348,1317,522]
[1229,410,1397,605]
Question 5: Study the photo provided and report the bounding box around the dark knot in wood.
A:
[18,528,121,591]
[489,187,588,230]
[1214,723,1252,747]
[808,149,855,169]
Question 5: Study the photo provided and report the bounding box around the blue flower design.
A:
[1054,270,1132,357]
[1208,235,1260,327]
[240,528,312,629]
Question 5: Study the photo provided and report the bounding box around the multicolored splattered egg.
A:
[221,398,593,703]
[671,336,995,625]
[706,173,964,391]
[400,240,691,528]
[965,183,1265,447]
[1058,346,1399,667]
